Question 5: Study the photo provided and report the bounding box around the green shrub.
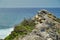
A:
[4,18,35,40]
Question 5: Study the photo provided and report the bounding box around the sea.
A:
[0,8,60,39]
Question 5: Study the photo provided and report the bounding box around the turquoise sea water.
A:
[0,8,60,39]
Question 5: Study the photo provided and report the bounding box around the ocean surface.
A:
[0,8,60,39]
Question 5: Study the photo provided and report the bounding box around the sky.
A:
[0,0,60,8]
[0,0,59,27]
[0,0,60,39]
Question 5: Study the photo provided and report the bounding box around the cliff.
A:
[4,9,60,40]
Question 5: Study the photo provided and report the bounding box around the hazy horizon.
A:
[0,0,60,8]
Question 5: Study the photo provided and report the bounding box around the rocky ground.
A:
[5,9,60,40]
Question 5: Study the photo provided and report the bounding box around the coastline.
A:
[0,27,14,39]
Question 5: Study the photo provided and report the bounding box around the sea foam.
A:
[0,27,14,39]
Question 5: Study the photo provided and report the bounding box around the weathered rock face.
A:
[13,9,60,40]
[10,9,60,40]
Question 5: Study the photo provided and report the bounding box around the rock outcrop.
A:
[5,9,60,40]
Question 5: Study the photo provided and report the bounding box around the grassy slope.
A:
[4,14,60,40]
[4,18,35,40]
